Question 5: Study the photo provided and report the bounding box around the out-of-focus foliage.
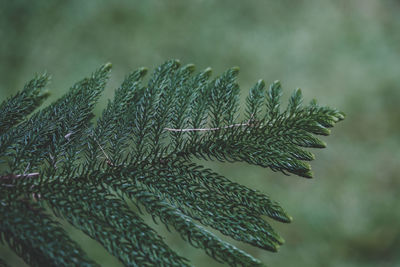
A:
[0,0,399,266]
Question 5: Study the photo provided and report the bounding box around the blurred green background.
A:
[1,0,399,266]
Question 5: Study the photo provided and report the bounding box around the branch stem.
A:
[164,116,258,133]
[0,173,39,180]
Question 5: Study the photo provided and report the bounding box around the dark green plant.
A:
[0,60,344,267]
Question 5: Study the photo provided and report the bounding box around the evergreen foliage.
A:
[0,60,344,266]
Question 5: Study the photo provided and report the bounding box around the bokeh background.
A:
[1,0,399,266]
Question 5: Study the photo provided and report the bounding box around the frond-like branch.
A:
[0,74,50,134]
[0,60,344,266]
[0,199,96,267]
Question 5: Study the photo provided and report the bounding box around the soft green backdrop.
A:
[1,1,399,266]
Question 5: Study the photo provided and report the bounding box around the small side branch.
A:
[164,115,258,133]
[1,163,39,188]
[89,131,115,167]
[0,173,39,180]
[164,122,251,132]
[1,173,39,189]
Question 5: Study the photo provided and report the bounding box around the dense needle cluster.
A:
[0,60,344,266]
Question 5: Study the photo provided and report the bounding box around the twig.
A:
[164,122,251,132]
[164,114,258,133]
[31,184,41,202]
[0,173,39,180]
[24,163,31,175]
[89,131,115,167]
[1,172,39,191]
[64,132,73,140]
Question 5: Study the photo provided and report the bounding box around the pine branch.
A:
[0,63,111,176]
[0,199,97,267]
[88,67,148,167]
[177,162,292,222]
[0,74,50,134]
[128,164,283,251]
[177,82,344,178]
[40,180,189,267]
[130,60,180,163]
[0,60,344,266]
[104,175,263,266]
